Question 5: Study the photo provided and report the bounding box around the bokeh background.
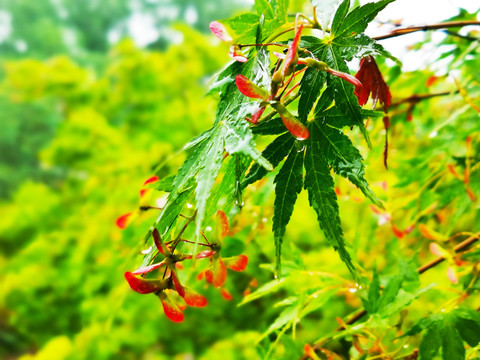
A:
[0,1,479,359]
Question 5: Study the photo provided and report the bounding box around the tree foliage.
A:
[0,0,479,359]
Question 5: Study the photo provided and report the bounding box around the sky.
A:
[126,0,479,70]
[363,0,479,71]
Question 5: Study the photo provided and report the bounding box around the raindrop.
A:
[141,246,153,254]
[186,203,193,209]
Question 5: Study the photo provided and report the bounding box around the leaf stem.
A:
[238,43,287,49]
[373,21,480,40]
[171,210,197,252]
[255,92,301,124]
[266,22,314,43]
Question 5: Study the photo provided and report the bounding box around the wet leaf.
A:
[304,123,354,274]
[273,144,304,277]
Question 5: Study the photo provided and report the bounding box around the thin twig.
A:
[373,20,480,41]
[417,232,480,274]
[238,43,287,49]
[390,91,459,107]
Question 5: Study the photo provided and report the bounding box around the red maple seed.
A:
[225,255,248,271]
[426,76,439,87]
[124,271,165,294]
[171,270,185,298]
[221,288,233,301]
[229,45,248,63]
[326,68,362,87]
[209,21,232,42]
[420,224,441,241]
[391,224,405,239]
[446,267,458,284]
[274,104,310,140]
[216,210,230,238]
[195,250,216,259]
[131,261,166,275]
[143,175,159,186]
[152,228,166,255]
[205,269,214,284]
[354,55,391,111]
[183,288,207,307]
[429,242,445,257]
[212,257,227,288]
[210,21,248,63]
[281,24,304,78]
[159,292,184,323]
[116,212,133,229]
[250,106,266,124]
[235,75,269,101]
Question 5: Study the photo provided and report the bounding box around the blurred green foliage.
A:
[0,0,479,359]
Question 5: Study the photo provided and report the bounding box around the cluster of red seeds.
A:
[117,180,249,322]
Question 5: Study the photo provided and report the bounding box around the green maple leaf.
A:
[363,261,424,317]
[221,0,289,45]
[304,123,355,274]
[302,0,396,147]
[298,67,326,123]
[404,308,480,360]
[258,0,290,41]
[311,120,382,207]
[311,0,343,30]
[221,13,261,45]
[331,0,395,40]
[194,126,226,249]
[243,132,295,188]
[272,143,304,277]
[140,47,274,267]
